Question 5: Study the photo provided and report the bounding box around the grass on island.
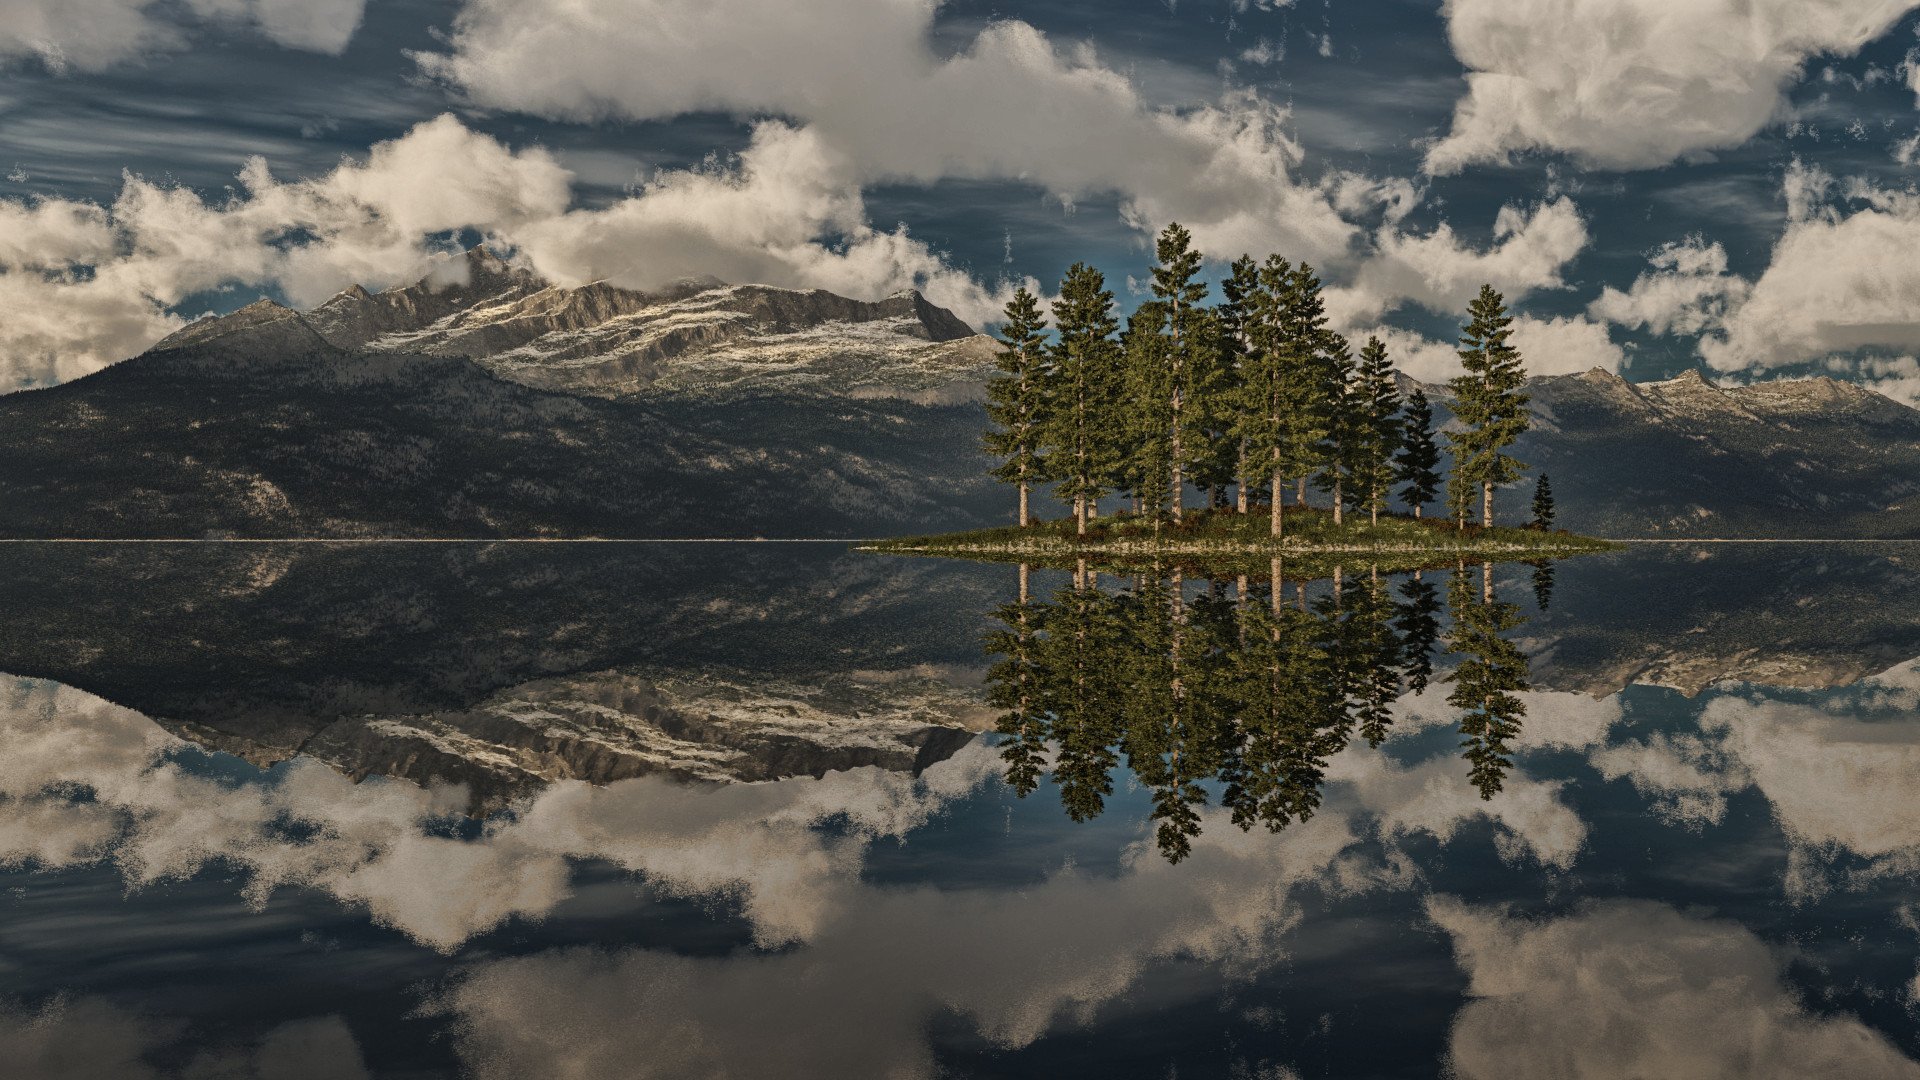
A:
[865,505,1617,577]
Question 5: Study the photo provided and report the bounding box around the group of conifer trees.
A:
[985,223,1537,535]
[988,560,1532,863]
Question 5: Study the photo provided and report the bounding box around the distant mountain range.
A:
[2,244,1917,538]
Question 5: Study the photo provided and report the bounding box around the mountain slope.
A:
[1415,368,1920,538]
[0,261,1006,538]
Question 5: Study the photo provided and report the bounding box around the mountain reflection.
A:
[987,560,1531,861]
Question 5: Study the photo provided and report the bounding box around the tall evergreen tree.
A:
[1530,474,1555,531]
[1242,259,1332,537]
[983,288,1049,527]
[1216,255,1261,513]
[1446,285,1532,528]
[1394,388,1442,518]
[1149,223,1211,523]
[985,564,1048,795]
[1047,264,1122,535]
[1350,336,1403,526]
[1119,303,1175,521]
[1313,333,1359,526]
[1393,572,1442,695]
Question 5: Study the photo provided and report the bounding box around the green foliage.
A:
[983,288,1050,497]
[1349,336,1403,520]
[980,557,1535,861]
[1530,474,1556,531]
[1446,285,1532,525]
[1394,388,1442,515]
[1312,332,1359,508]
[1393,572,1442,695]
[1444,564,1530,799]
[1045,264,1123,512]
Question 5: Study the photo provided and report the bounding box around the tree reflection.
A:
[986,558,1533,862]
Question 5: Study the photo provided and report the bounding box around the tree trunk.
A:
[1482,560,1494,604]
[1019,562,1030,606]
[1075,494,1086,537]
[1018,482,1029,528]
[1332,475,1343,527]
[1270,468,1283,539]
[1414,504,1422,519]
[1297,476,1308,506]
[1270,557,1282,618]
[1482,481,1494,529]
[1089,499,1099,520]
[1237,441,1249,514]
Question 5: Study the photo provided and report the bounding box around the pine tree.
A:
[1150,223,1211,523]
[1216,255,1261,513]
[1446,285,1531,529]
[1047,264,1122,536]
[1241,259,1332,537]
[1394,388,1442,518]
[1119,303,1174,521]
[1530,474,1555,531]
[983,288,1049,527]
[1350,336,1403,526]
[1312,333,1358,526]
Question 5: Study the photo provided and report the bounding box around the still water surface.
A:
[3,542,1920,1078]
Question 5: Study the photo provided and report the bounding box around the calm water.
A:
[4,542,1920,1078]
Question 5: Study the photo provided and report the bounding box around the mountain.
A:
[4,245,1920,538]
[0,543,1003,807]
[1418,368,1920,538]
[0,248,1007,539]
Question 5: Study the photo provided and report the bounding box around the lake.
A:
[4,541,1920,1078]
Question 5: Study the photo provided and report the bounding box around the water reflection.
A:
[987,560,1533,861]
[5,544,1920,1076]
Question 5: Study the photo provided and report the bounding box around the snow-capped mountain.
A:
[288,246,999,400]
[0,248,1009,538]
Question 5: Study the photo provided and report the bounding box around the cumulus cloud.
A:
[1350,314,1621,384]
[0,0,366,72]
[1430,897,1920,1078]
[1324,198,1588,328]
[0,114,1018,388]
[1588,238,1750,337]
[414,0,1359,264]
[1426,0,1920,173]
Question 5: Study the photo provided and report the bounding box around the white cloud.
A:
[0,0,366,71]
[1325,198,1588,327]
[1426,0,1920,173]
[1588,238,1750,337]
[415,0,1359,266]
[1430,897,1920,1079]
[0,114,1020,388]
[1350,314,1620,384]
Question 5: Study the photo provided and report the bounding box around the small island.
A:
[871,224,1614,572]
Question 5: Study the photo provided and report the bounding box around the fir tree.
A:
[1446,285,1532,528]
[1350,336,1403,526]
[1312,333,1358,526]
[1047,264,1122,535]
[1393,571,1442,695]
[1119,303,1175,520]
[1530,474,1555,531]
[983,288,1049,527]
[1150,223,1211,523]
[984,564,1048,795]
[1394,388,1442,518]
[1216,255,1261,513]
[1241,258,1332,537]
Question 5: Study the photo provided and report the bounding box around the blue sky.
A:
[7,0,1920,399]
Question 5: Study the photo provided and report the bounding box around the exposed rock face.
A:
[1420,367,1920,538]
[0,250,1007,539]
[298,247,997,400]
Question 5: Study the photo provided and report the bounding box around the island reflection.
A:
[987,558,1529,861]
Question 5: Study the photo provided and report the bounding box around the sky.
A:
[8,0,1920,401]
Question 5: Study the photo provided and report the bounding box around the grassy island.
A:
[865,506,1616,576]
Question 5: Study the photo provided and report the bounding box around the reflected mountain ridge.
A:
[7,543,1920,1076]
